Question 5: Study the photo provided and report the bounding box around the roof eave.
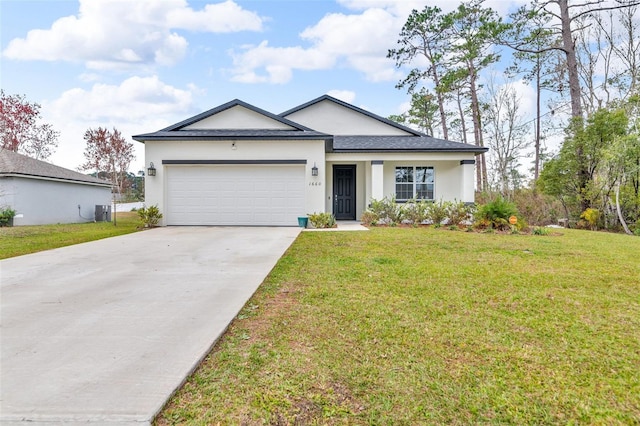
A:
[132,134,332,142]
[0,172,113,187]
[329,148,489,154]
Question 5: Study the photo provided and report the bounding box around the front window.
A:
[395,166,434,201]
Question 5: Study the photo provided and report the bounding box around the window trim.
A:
[394,166,435,201]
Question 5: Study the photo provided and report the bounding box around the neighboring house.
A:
[133,95,487,226]
[0,150,112,226]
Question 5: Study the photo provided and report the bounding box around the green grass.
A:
[0,211,140,259]
[156,227,640,425]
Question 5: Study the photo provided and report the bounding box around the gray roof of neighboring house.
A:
[280,94,425,137]
[331,136,488,154]
[0,149,112,186]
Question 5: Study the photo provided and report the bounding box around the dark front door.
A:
[333,165,356,220]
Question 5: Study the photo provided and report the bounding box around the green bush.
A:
[426,200,449,227]
[446,201,474,227]
[580,208,600,230]
[360,210,378,226]
[0,208,16,227]
[533,226,551,236]
[474,196,520,231]
[368,197,403,225]
[403,199,430,226]
[308,212,336,228]
[361,198,474,230]
[137,204,163,228]
[512,188,564,226]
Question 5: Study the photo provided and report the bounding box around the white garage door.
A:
[166,165,305,226]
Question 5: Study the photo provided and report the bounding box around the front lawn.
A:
[0,211,140,259]
[158,228,640,425]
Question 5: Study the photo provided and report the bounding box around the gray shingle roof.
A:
[332,136,488,153]
[132,97,488,155]
[133,128,331,142]
[0,149,112,186]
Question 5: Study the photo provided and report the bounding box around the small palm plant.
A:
[137,205,163,228]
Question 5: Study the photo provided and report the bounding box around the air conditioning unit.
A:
[95,205,112,222]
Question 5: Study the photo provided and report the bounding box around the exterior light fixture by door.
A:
[231,141,237,150]
[147,162,156,176]
[311,163,319,177]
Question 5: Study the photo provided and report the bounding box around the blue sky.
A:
[1,0,528,173]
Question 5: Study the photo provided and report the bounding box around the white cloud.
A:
[337,0,426,16]
[47,75,193,121]
[3,0,264,69]
[230,6,403,84]
[225,0,531,85]
[229,41,335,84]
[78,73,102,83]
[42,76,196,172]
[483,0,530,15]
[167,0,263,32]
[327,90,356,103]
[339,0,529,18]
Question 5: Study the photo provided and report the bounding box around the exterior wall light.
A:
[311,163,319,177]
[147,162,156,176]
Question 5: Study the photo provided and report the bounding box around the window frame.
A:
[394,166,434,202]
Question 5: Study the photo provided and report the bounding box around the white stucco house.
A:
[0,150,112,226]
[133,95,487,226]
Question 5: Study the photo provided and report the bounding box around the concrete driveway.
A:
[0,226,301,425]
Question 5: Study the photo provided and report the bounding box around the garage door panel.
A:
[166,165,305,226]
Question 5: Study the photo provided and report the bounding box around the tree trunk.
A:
[456,89,468,144]
[558,0,589,211]
[534,56,542,181]
[468,62,487,191]
[427,44,449,140]
[558,0,583,118]
[435,86,449,140]
[615,182,632,235]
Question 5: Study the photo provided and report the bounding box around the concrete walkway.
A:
[0,227,300,425]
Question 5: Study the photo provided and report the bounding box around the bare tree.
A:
[506,11,563,180]
[483,78,531,193]
[506,0,640,119]
[593,6,640,100]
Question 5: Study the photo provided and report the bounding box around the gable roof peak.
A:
[160,98,314,132]
[280,94,424,137]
